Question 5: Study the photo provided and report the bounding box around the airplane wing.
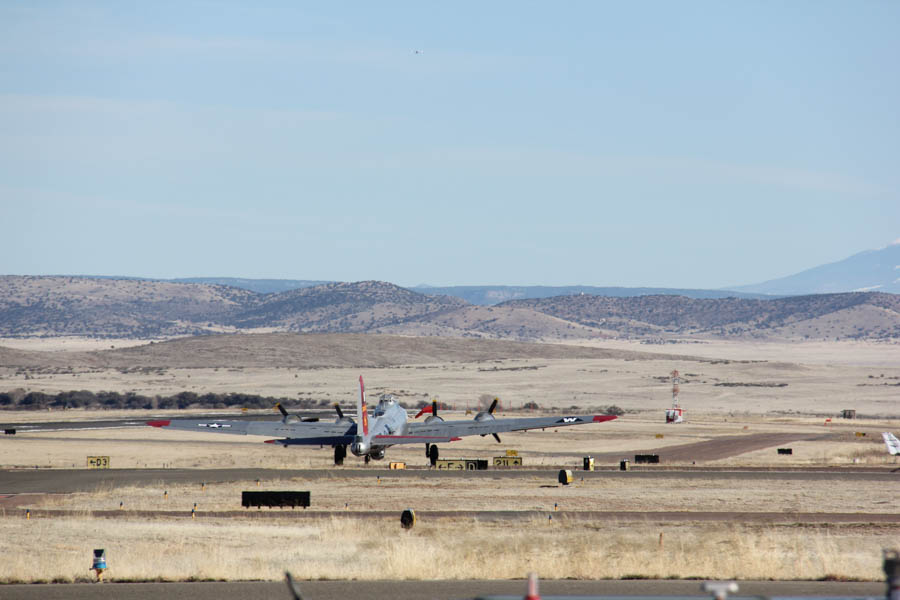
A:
[372,434,460,444]
[269,434,460,446]
[2,419,147,434]
[407,414,616,439]
[147,419,356,440]
[883,432,900,456]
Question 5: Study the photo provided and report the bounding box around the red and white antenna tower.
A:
[671,369,680,410]
[665,369,684,423]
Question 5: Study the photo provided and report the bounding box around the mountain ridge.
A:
[410,285,773,305]
[733,241,900,295]
[500,292,900,341]
[1,275,898,342]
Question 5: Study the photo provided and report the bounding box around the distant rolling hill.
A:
[62,275,330,295]
[411,285,772,305]
[0,275,255,338]
[1,275,898,341]
[229,280,467,332]
[74,276,777,303]
[171,277,331,294]
[373,305,610,341]
[501,292,900,341]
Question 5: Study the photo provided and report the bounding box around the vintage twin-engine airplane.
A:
[148,376,617,464]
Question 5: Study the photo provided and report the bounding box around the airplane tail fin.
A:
[884,432,900,456]
[358,375,370,440]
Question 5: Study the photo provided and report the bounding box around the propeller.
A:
[489,398,501,442]
[276,403,298,424]
[276,403,319,423]
[474,397,501,443]
[285,571,305,600]
[415,398,444,422]
[333,403,354,424]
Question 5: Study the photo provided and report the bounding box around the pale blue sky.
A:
[2,1,898,288]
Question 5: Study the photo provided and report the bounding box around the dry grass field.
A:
[1,516,893,583]
[1,336,899,583]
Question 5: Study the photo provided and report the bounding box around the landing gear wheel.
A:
[428,444,439,467]
[334,444,346,466]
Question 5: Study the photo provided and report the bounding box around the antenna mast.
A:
[671,369,680,410]
[665,369,684,424]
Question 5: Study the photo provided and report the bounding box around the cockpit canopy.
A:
[373,393,399,417]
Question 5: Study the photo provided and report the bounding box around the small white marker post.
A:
[701,581,738,600]
[525,572,540,600]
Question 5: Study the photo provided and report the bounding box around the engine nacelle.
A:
[369,449,385,460]
[350,441,369,457]
[474,411,496,423]
[283,414,300,424]
[424,415,444,424]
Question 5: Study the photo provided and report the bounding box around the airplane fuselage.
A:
[349,394,408,459]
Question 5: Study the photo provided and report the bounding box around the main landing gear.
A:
[333,444,347,466]
[426,443,439,467]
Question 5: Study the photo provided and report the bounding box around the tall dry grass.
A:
[0,515,894,583]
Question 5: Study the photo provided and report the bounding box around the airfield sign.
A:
[86,456,110,469]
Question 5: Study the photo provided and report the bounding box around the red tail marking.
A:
[359,375,369,436]
[414,405,433,419]
[147,420,171,428]
[592,415,617,423]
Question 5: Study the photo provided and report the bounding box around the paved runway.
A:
[0,578,887,600]
[587,432,832,463]
[1,466,896,496]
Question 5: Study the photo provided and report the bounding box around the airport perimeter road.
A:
[1,466,897,495]
[14,507,900,524]
[0,579,887,600]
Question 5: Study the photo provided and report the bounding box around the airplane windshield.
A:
[374,394,397,417]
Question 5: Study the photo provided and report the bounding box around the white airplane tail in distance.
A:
[883,432,900,456]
